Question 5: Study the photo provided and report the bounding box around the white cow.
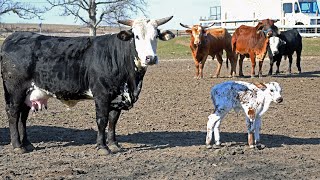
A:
[206,81,283,149]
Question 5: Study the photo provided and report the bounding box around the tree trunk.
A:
[89,27,96,36]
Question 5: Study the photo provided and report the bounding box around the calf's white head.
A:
[269,36,286,56]
[117,16,175,67]
[265,82,283,103]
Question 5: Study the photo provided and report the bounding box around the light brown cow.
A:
[231,22,272,78]
[180,23,236,79]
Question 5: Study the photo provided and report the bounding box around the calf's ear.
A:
[158,30,175,41]
[117,30,134,41]
[253,82,267,90]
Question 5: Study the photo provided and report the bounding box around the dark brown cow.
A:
[180,23,236,79]
[231,22,272,78]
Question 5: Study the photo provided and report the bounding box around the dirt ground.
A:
[0,57,319,179]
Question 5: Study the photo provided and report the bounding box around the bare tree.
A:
[46,0,147,36]
[0,0,44,20]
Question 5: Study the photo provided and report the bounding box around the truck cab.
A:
[282,0,320,25]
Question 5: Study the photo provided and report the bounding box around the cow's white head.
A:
[269,36,286,56]
[117,16,175,67]
[179,23,215,45]
[265,82,283,103]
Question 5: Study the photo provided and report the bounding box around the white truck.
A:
[200,0,320,27]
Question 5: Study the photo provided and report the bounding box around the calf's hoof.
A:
[206,144,212,149]
[13,147,27,154]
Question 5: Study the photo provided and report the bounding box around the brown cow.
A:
[232,22,272,78]
[180,23,236,79]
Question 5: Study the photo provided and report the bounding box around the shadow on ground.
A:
[1,126,319,149]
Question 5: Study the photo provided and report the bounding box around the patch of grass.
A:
[158,36,320,59]
[302,38,320,56]
[157,36,191,60]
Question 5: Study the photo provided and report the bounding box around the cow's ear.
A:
[185,30,192,34]
[117,30,134,41]
[158,30,175,41]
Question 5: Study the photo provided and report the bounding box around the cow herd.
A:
[0,16,300,155]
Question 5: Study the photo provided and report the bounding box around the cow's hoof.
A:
[13,147,27,154]
[249,145,255,149]
[108,143,122,153]
[97,148,110,156]
[206,144,212,149]
[24,143,35,152]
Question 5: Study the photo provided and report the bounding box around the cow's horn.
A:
[179,23,192,29]
[118,19,134,27]
[202,23,215,29]
[156,16,173,26]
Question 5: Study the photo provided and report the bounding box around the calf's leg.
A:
[206,112,225,148]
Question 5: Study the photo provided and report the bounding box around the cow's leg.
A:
[6,105,25,153]
[3,82,27,153]
[194,61,200,79]
[249,53,257,78]
[19,103,34,152]
[227,52,237,77]
[206,111,226,148]
[258,60,263,78]
[95,99,111,155]
[238,55,245,77]
[287,54,293,74]
[214,54,223,78]
[199,56,208,79]
[107,109,122,153]
[296,50,302,73]
[275,58,282,74]
[267,47,274,76]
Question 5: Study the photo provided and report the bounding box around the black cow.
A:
[0,16,174,155]
[268,29,302,75]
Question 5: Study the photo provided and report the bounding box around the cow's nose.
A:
[145,56,158,65]
[276,97,283,103]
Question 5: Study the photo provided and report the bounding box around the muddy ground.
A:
[0,57,319,179]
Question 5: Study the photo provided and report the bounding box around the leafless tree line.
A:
[0,0,147,36]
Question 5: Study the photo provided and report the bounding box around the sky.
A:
[0,0,220,30]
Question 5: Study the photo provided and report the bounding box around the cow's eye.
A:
[270,89,274,92]
[135,35,139,40]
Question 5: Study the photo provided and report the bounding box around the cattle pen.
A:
[0,24,320,179]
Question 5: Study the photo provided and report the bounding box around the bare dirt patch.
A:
[0,57,319,179]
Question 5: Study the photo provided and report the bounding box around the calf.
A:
[232,22,282,78]
[180,23,236,79]
[206,81,283,148]
[268,29,302,75]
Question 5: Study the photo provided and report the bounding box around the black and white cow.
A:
[0,16,175,155]
[268,29,302,75]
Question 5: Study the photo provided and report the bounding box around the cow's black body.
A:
[0,32,146,154]
[269,29,302,75]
